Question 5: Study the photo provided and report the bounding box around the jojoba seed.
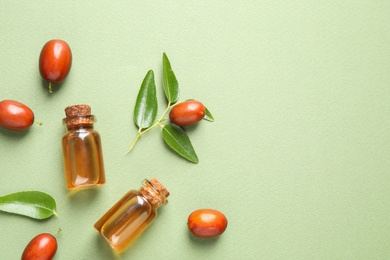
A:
[0,100,35,131]
[188,209,228,238]
[21,233,57,260]
[169,100,206,127]
[39,39,72,93]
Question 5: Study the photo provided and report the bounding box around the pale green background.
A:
[1,1,389,259]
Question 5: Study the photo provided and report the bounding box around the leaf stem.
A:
[128,128,142,153]
[144,102,173,131]
[53,228,62,236]
[128,102,175,153]
[48,82,53,93]
[157,102,172,123]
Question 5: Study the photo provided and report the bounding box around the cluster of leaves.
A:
[0,191,57,219]
[129,53,214,163]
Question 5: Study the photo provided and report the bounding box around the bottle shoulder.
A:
[63,128,101,137]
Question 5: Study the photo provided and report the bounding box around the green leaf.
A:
[134,70,158,129]
[162,123,198,163]
[162,53,179,104]
[0,191,57,219]
[203,107,214,122]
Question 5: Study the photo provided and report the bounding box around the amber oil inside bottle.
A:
[94,178,169,253]
[62,105,106,190]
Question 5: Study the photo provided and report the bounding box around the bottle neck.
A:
[139,178,169,209]
[66,124,94,131]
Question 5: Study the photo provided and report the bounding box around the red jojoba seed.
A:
[169,100,206,127]
[21,233,57,260]
[0,100,36,131]
[188,209,228,238]
[39,39,72,93]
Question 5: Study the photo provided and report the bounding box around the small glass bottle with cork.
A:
[94,178,169,253]
[62,104,106,190]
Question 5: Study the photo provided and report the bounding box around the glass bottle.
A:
[94,178,170,253]
[62,104,106,190]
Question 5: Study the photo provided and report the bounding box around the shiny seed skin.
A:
[0,100,35,131]
[169,100,206,127]
[39,39,72,84]
[21,233,57,260]
[188,209,228,238]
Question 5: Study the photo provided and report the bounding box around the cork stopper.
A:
[63,104,95,127]
[139,178,170,209]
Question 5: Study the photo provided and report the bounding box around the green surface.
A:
[1,1,390,259]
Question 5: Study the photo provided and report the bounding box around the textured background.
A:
[1,1,390,259]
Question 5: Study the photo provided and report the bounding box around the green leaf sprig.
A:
[0,191,57,219]
[128,53,214,163]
